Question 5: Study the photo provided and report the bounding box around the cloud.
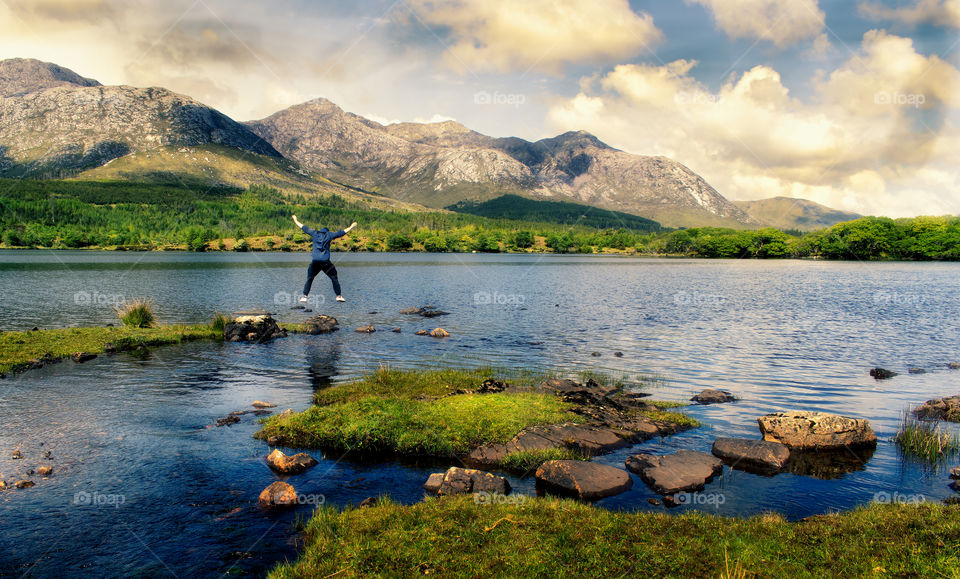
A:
[859,0,960,29]
[4,0,125,25]
[687,0,826,47]
[404,0,662,74]
[547,31,960,217]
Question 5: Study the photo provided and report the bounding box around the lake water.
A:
[2,251,960,576]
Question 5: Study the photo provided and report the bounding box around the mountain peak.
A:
[0,58,100,98]
[536,130,610,151]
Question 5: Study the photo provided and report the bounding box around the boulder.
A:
[870,367,897,379]
[302,315,339,335]
[711,437,790,473]
[535,460,633,500]
[71,352,97,363]
[258,481,297,507]
[224,314,286,343]
[216,415,241,427]
[757,411,877,450]
[951,466,960,479]
[37,466,53,477]
[252,400,277,409]
[424,467,511,496]
[626,450,723,494]
[358,496,379,509]
[429,328,450,338]
[691,389,736,404]
[14,480,35,489]
[913,395,960,422]
[355,326,376,333]
[266,449,318,475]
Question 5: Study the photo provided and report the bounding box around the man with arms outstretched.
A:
[292,215,356,303]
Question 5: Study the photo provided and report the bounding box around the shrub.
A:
[234,239,249,252]
[116,298,155,328]
[386,234,413,252]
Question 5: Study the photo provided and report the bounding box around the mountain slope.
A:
[0,58,100,98]
[734,197,861,231]
[0,61,280,178]
[248,102,756,228]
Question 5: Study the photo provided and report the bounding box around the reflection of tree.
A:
[306,340,341,390]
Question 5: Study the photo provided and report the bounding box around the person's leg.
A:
[302,260,322,296]
[319,261,342,296]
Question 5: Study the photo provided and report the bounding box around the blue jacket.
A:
[302,225,345,261]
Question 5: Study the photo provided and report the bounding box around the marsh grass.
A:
[116,298,155,328]
[895,412,960,462]
[210,312,230,333]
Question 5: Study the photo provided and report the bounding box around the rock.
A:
[224,314,286,343]
[367,311,378,315]
[302,314,339,335]
[421,310,450,318]
[662,495,679,507]
[0,481,6,489]
[266,449,318,475]
[870,367,897,379]
[914,395,960,422]
[647,498,661,505]
[71,352,97,363]
[590,352,601,357]
[757,411,877,450]
[400,306,450,318]
[950,466,960,479]
[104,342,117,353]
[626,450,723,494]
[355,326,376,333]
[691,389,736,404]
[37,466,52,476]
[711,437,790,473]
[358,496,379,509]
[391,327,402,333]
[216,415,241,427]
[908,367,927,374]
[252,400,277,409]
[258,481,297,507]
[14,480,35,489]
[429,328,450,338]
[614,352,624,357]
[415,330,428,336]
[11,450,21,460]
[949,363,960,370]
[424,467,511,496]
[535,460,633,500]
[476,379,509,394]
[400,307,423,315]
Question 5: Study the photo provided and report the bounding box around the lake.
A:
[2,251,959,576]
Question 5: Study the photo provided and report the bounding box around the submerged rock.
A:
[424,467,511,496]
[913,395,960,422]
[691,389,736,404]
[626,450,723,494]
[401,306,450,318]
[870,367,897,380]
[258,481,297,507]
[414,330,428,336]
[908,367,927,374]
[711,437,790,473]
[216,415,241,427]
[535,460,632,500]
[266,449,318,475]
[757,411,877,450]
[391,327,402,333]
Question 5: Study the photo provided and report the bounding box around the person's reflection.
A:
[305,340,341,389]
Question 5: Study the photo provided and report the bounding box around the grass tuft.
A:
[116,298,155,328]
[210,312,230,333]
[894,412,960,462]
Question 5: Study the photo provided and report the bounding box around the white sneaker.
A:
[299,296,308,303]
[336,295,346,302]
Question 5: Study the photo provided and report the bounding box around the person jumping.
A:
[292,215,357,303]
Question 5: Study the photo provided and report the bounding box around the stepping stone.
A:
[535,460,633,500]
[266,449,318,475]
[423,467,510,496]
[258,481,296,507]
[691,388,736,404]
[711,437,790,473]
[626,450,722,494]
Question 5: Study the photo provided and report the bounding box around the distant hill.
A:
[450,194,662,232]
[733,197,861,231]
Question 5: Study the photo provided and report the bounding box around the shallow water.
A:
[1,251,959,576]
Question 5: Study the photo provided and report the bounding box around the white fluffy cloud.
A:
[405,0,662,74]
[548,31,960,217]
[859,0,960,28]
[688,0,826,47]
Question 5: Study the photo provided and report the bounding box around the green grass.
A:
[499,448,587,472]
[116,298,155,328]
[269,496,960,578]
[210,312,230,333]
[895,413,960,462]
[0,325,221,375]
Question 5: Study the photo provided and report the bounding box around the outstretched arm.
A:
[292,214,304,229]
[344,221,358,233]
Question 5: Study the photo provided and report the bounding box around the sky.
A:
[0,0,957,217]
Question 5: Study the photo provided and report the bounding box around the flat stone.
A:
[691,388,736,404]
[535,460,632,500]
[757,411,877,450]
[626,450,723,494]
[711,437,790,473]
[216,415,241,427]
[424,472,444,494]
[266,449,318,475]
[258,481,297,507]
[252,400,277,408]
[425,467,510,496]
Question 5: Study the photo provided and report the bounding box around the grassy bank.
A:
[255,368,697,460]
[0,324,222,376]
[271,497,960,577]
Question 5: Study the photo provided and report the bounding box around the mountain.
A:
[450,194,661,232]
[0,59,279,178]
[248,100,757,228]
[733,197,861,231]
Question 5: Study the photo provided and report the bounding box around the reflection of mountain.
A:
[306,341,341,390]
